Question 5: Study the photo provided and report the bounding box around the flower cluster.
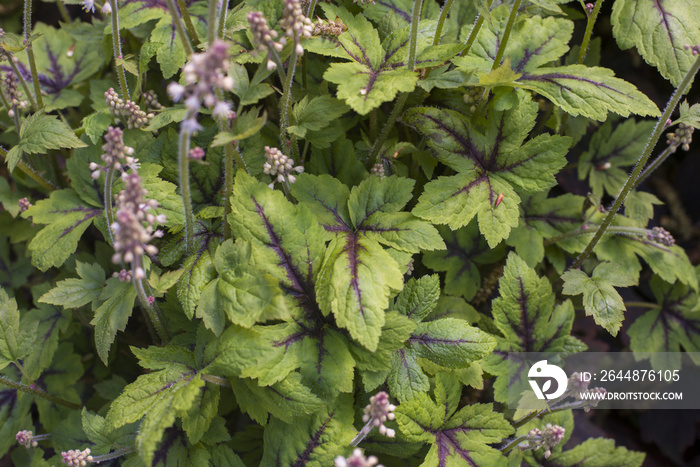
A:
[189,146,205,160]
[666,123,694,152]
[143,89,164,111]
[647,226,675,247]
[334,449,382,467]
[247,12,284,71]
[279,0,313,56]
[89,126,137,179]
[19,197,31,212]
[105,88,153,129]
[370,162,385,178]
[312,17,347,37]
[111,172,165,279]
[3,70,28,118]
[62,448,94,466]
[114,269,132,282]
[263,146,304,188]
[523,424,566,459]
[16,430,38,448]
[362,391,396,438]
[167,40,234,131]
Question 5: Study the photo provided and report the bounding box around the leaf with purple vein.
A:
[260,394,355,465]
[611,0,700,87]
[483,252,575,401]
[628,271,700,371]
[405,98,569,247]
[395,373,513,467]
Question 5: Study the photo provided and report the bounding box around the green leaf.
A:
[0,288,38,365]
[288,95,350,138]
[107,369,204,466]
[20,285,72,380]
[229,171,326,324]
[515,66,660,121]
[387,347,430,402]
[396,373,513,466]
[39,262,105,309]
[21,190,102,271]
[393,275,440,323]
[230,373,324,425]
[182,384,220,444]
[453,7,573,74]
[7,113,86,172]
[408,318,496,368]
[562,262,637,336]
[81,111,114,144]
[406,97,569,247]
[550,438,645,467]
[484,252,575,401]
[318,4,420,114]
[299,327,356,399]
[208,324,300,386]
[260,396,355,465]
[578,119,656,197]
[293,174,442,350]
[318,233,402,351]
[178,250,215,319]
[81,409,137,455]
[628,272,700,371]
[16,23,103,110]
[151,16,188,78]
[674,100,700,128]
[508,192,585,266]
[229,63,275,106]
[624,191,662,225]
[611,0,700,87]
[424,222,505,299]
[212,241,289,327]
[90,278,137,365]
[145,107,187,131]
[212,109,268,146]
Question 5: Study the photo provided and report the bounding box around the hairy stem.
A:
[491,0,522,70]
[279,49,299,154]
[207,0,218,46]
[109,0,130,99]
[633,144,676,189]
[92,447,136,464]
[570,54,700,271]
[13,361,35,387]
[178,115,196,255]
[500,434,540,454]
[0,375,82,410]
[177,0,200,47]
[544,224,653,246]
[460,0,493,57]
[56,0,71,23]
[24,0,43,109]
[214,88,247,241]
[217,0,230,39]
[349,419,375,447]
[0,146,57,191]
[104,166,116,244]
[433,0,454,46]
[132,257,169,343]
[577,0,604,65]
[165,0,195,57]
[368,0,423,165]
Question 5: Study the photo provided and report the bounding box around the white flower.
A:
[101,1,112,14]
[167,83,186,102]
[81,0,95,13]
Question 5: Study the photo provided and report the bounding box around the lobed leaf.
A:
[611,0,700,87]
